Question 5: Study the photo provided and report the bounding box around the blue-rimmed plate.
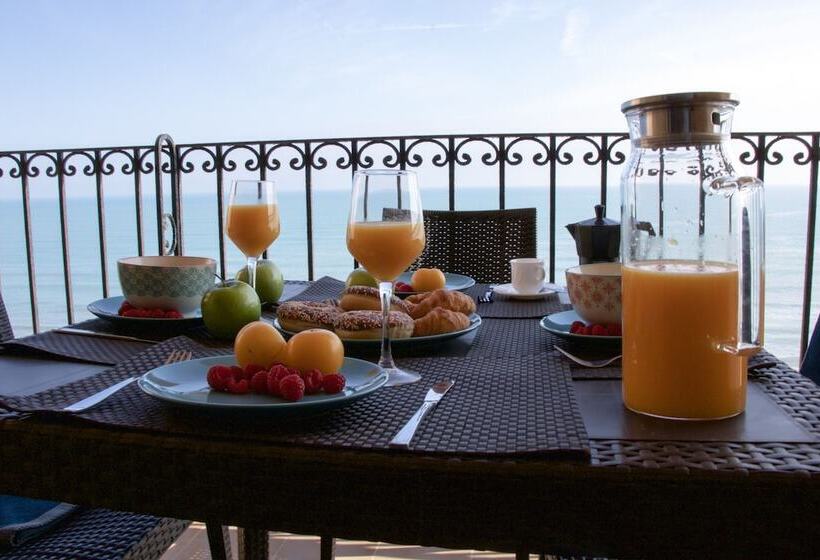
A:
[273,313,482,346]
[138,355,387,410]
[88,296,203,327]
[395,272,475,297]
[539,310,621,343]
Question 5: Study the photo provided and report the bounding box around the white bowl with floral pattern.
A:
[565,262,622,325]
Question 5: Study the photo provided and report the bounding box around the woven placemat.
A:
[282,276,345,303]
[1,320,156,365]
[1,337,589,461]
[466,285,569,319]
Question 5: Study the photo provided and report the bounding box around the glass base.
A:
[383,367,422,387]
[624,403,744,421]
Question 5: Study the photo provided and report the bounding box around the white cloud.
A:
[560,7,588,56]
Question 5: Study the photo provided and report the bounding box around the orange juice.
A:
[226,203,280,257]
[346,221,425,281]
[622,260,746,420]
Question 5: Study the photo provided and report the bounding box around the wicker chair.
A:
[383,208,538,284]
[0,287,188,559]
[801,315,820,384]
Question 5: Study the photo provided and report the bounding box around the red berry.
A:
[395,282,413,293]
[569,321,585,334]
[244,363,266,378]
[226,378,249,394]
[301,369,324,395]
[279,374,305,401]
[230,365,246,381]
[118,301,134,314]
[606,324,622,336]
[150,309,166,318]
[250,371,269,394]
[206,365,233,392]
[122,309,142,317]
[577,325,590,335]
[322,373,346,395]
[267,364,291,396]
[591,324,608,336]
[164,310,183,319]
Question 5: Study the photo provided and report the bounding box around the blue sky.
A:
[2,0,819,151]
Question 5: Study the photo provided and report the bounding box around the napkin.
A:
[0,495,77,547]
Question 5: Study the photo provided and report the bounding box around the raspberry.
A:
[250,371,269,394]
[118,301,134,315]
[230,365,246,381]
[226,378,249,394]
[267,364,291,396]
[395,282,413,293]
[244,363,266,378]
[322,373,346,395]
[569,321,586,334]
[606,324,622,336]
[279,374,305,401]
[590,324,608,336]
[122,309,142,318]
[206,365,233,392]
[577,325,590,335]
[150,309,166,318]
[164,310,183,319]
[301,369,324,395]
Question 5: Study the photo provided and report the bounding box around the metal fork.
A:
[554,346,621,368]
[477,285,495,304]
[62,349,192,413]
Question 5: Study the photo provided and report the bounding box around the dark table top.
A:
[2,281,820,559]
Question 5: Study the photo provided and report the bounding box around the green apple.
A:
[200,280,261,339]
[236,259,284,304]
[345,268,378,288]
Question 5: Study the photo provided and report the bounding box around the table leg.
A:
[515,549,529,560]
[205,523,232,560]
[320,535,336,560]
[237,527,269,560]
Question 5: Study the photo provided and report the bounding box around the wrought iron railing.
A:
[1,132,818,358]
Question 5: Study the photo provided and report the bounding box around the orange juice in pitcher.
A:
[620,93,764,420]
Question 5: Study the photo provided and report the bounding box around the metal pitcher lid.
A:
[572,204,619,228]
[621,91,739,148]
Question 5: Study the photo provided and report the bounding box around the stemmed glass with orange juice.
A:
[226,180,280,290]
[347,170,425,386]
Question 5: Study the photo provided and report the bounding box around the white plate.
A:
[138,355,388,410]
[492,284,556,300]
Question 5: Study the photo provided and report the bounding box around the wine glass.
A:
[226,179,279,289]
[346,170,425,386]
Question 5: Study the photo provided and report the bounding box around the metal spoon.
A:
[554,346,621,368]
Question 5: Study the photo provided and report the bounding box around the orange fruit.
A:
[234,321,288,368]
[411,268,446,292]
[284,329,345,374]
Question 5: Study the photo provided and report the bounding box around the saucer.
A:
[492,284,555,300]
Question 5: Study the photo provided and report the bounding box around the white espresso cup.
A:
[511,258,546,295]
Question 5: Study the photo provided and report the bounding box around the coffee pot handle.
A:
[710,176,765,356]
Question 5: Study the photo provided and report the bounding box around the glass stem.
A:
[378,281,396,369]
[246,256,258,290]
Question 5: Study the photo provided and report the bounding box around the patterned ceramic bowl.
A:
[565,262,622,325]
[117,256,216,315]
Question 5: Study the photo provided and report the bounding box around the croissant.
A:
[407,289,476,319]
[413,308,470,337]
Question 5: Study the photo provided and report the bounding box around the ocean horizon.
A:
[0,184,815,366]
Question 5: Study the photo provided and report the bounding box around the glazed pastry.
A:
[406,289,476,319]
[333,310,414,340]
[413,308,471,337]
[277,300,341,332]
[339,286,409,314]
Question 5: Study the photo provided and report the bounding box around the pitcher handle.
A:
[710,176,765,356]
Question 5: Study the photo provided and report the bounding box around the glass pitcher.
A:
[620,92,765,420]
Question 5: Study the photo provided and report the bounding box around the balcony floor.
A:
[160,523,523,559]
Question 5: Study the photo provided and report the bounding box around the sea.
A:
[0,185,815,366]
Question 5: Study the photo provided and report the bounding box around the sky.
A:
[1,0,819,152]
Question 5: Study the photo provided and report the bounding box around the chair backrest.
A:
[383,207,537,283]
[0,287,13,343]
[800,315,820,384]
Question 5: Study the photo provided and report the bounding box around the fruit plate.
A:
[88,296,203,326]
[138,355,388,410]
[273,313,482,346]
[394,272,476,297]
[539,310,621,343]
